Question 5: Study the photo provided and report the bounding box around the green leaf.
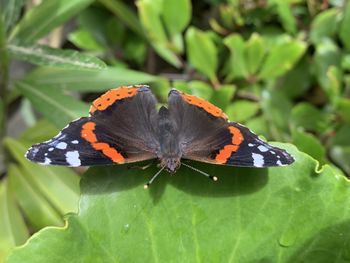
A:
[68,29,105,51]
[99,0,144,37]
[339,1,350,50]
[4,138,80,216]
[188,81,213,100]
[0,178,29,262]
[291,102,331,134]
[7,144,350,262]
[336,98,350,123]
[245,117,269,138]
[210,85,236,110]
[24,66,159,92]
[8,44,106,69]
[186,27,218,81]
[310,8,339,44]
[330,124,350,176]
[276,57,311,99]
[226,100,259,122]
[7,164,63,229]
[16,82,89,129]
[314,38,342,93]
[292,129,326,164]
[258,38,307,80]
[161,0,191,36]
[10,0,94,44]
[244,33,265,76]
[137,0,181,67]
[20,119,58,143]
[269,0,297,34]
[0,0,25,32]
[325,65,342,103]
[224,34,248,79]
[262,90,292,134]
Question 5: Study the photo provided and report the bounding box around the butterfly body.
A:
[26,85,294,174]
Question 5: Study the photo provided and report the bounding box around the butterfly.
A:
[26,85,294,187]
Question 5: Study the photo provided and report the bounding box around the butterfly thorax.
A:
[157,107,182,173]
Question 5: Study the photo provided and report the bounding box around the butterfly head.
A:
[160,157,181,173]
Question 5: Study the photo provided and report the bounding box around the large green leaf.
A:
[8,44,106,69]
[10,0,94,44]
[24,66,159,92]
[6,144,350,262]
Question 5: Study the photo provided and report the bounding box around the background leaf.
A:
[16,82,89,129]
[6,145,350,262]
[258,38,306,80]
[10,0,94,44]
[186,27,218,82]
[24,66,159,92]
[0,0,25,32]
[339,1,350,50]
[8,44,106,69]
[0,178,28,262]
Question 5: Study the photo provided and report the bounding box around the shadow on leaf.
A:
[82,160,269,203]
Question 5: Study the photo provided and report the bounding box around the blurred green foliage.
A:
[0,0,350,262]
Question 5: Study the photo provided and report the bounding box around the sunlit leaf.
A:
[6,145,350,262]
[8,44,106,69]
[24,66,159,92]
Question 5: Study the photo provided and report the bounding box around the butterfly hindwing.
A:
[168,89,294,167]
[26,85,159,166]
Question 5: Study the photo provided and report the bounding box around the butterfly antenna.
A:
[144,165,166,189]
[181,162,218,181]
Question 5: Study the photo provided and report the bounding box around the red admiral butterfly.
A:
[26,85,294,186]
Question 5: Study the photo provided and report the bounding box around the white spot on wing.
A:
[277,160,282,166]
[41,157,51,165]
[248,143,255,147]
[48,147,54,151]
[271,151,275,155]
[65,151,81,166]
[71,140,79,144]
[258,145,269,152]
[56,142,67,150]
[252,153,264,167]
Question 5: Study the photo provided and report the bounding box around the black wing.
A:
[26,85,159,167]
[167,89,294,167]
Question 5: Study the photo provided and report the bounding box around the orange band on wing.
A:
[215,126,244,164]
[81,122,125,164]
[180,93,228,120]
[89,86,139,114]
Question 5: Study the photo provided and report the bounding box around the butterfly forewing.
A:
[26,85,159,166]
